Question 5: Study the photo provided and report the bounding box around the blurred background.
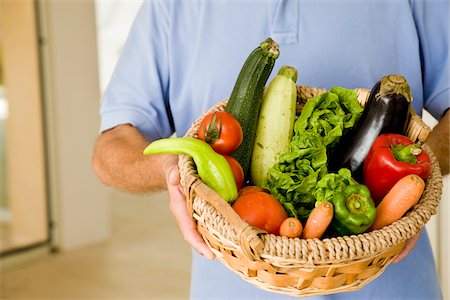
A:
[0,1,448,299]
[0,1,190,299]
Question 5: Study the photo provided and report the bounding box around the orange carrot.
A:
[371,174,425,230]
[301,201,334,239]
[279,217,303,238]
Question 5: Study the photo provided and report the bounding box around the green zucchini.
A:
[250,66,298,186]
[225,38,280,180]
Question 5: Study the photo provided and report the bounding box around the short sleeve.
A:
[99,0,174,141]
[412,0,450,120]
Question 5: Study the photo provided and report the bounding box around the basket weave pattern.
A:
[178,86,443,297]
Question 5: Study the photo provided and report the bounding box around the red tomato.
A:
[232,191,288,235]
[239,185,267,195]
[223,155,244,189]
[198,111,243,154]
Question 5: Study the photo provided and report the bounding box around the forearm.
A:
[92,124,176,193]
[425,109,449,175]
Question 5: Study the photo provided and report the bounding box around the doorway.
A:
[0,0,49,254]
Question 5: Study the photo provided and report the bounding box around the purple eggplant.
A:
[328,75,412,180]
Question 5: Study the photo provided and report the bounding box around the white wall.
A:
[95,0,143,94]
[39,1,110,250]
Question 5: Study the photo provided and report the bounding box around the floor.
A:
[0,190,192,299]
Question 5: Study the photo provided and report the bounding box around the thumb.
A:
[166,164,180,187]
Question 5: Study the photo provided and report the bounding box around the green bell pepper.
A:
[330,184,376,235]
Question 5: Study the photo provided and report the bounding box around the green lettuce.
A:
[314,168,358,203]
[263,86,363,220]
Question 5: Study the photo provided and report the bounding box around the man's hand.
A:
[92,124,215,259]
[165,158,215,260]
[392,230,421,263]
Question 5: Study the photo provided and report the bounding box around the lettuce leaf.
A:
[263,86,363,220]
[314,168,358,203]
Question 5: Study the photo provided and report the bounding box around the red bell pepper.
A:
[363,133,431,205]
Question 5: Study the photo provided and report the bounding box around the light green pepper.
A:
[143,137,238,203]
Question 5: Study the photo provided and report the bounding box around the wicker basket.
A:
[178,86,443,298]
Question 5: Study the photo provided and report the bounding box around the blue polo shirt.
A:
[100,1,447,299]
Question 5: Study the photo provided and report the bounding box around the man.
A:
[93,1,448,298]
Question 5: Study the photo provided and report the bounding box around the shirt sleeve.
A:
[412,0,450,120]
[99,0,174,141]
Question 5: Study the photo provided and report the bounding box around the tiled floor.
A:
[1,190,192,299]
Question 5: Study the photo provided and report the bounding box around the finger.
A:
[168,182,215,260]
[170,192,215,260]
[392,230,421,263]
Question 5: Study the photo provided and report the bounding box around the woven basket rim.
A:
[179,86,443,265]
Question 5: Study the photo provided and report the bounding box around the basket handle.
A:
[186,173,265,261]
[178,100,265,261]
